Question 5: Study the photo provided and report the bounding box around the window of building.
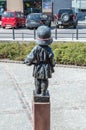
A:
[23,0,42,15]
[0,0,6,19]
[0,0,6,11]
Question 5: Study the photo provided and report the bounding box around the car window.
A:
[0,11,2,16]
[77,12,86,20]
[2,12,14,17]
[21,13,25,18]
[16,12,21,18]
[58,9,73,15]
[27,14,41,20]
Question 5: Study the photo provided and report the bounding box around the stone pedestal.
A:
[33,91,50,130]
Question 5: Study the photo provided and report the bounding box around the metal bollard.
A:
[34,28,36,39]
[72,33,74,40]
[12,28,15,40]
[76,27,78,40]
[55,28,57,39]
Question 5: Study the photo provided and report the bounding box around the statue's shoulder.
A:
[34,45,41,50]
[46,46,52,52]
[34,45,52,52]
[31,45,39,52]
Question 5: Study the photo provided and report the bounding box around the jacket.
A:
[24,45,55,79]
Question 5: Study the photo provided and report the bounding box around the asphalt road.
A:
[0,21,86,41]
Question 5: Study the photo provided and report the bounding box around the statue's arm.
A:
[24,47,36,65]
[48,47,56,67]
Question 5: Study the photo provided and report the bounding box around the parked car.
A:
[1,11,26,29]
[25,13,51,29]
[54,8,78,28]
[77,11,86,21]
[0,12,2,26]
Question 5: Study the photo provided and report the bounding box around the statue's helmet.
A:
[36,25,53,45]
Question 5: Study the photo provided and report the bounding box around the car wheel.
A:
[15,24,19,29]
[54,19,57,25]
[73,25,76,29]
[61,13,69,22]
[56,25,59,28]
[26,27,29,29]
[2,26,5,29]
[48,22,51,27]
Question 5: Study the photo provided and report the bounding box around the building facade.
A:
[7,0,23,12]
[72,0,86,11]
[53,0,72,14]
[0,0,72,15]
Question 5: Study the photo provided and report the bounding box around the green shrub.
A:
[0,42,35,60]
[53,42,86,66]
[0,41,86,66]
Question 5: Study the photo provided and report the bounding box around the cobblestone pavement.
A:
[0,62,86,130]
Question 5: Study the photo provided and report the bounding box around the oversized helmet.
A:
[36,25,53,45]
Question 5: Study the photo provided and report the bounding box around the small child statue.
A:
[24,25,55,96]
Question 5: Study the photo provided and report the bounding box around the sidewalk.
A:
[0,38,86,42]
[0,62,86,130]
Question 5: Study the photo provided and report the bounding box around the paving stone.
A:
[0,62,86,130]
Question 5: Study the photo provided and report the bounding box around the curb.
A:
[55,64,86,69]
[0,59,23,64]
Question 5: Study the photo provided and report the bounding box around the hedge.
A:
[0,41,86,66]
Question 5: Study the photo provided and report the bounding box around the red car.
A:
[1,11,26,29]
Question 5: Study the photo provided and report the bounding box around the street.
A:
[0,21,86,41]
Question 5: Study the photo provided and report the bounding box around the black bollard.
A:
[12,28,15,40]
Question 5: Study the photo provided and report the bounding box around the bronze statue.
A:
[24,25,55,96]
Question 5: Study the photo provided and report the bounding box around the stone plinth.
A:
[33,91,50,130]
